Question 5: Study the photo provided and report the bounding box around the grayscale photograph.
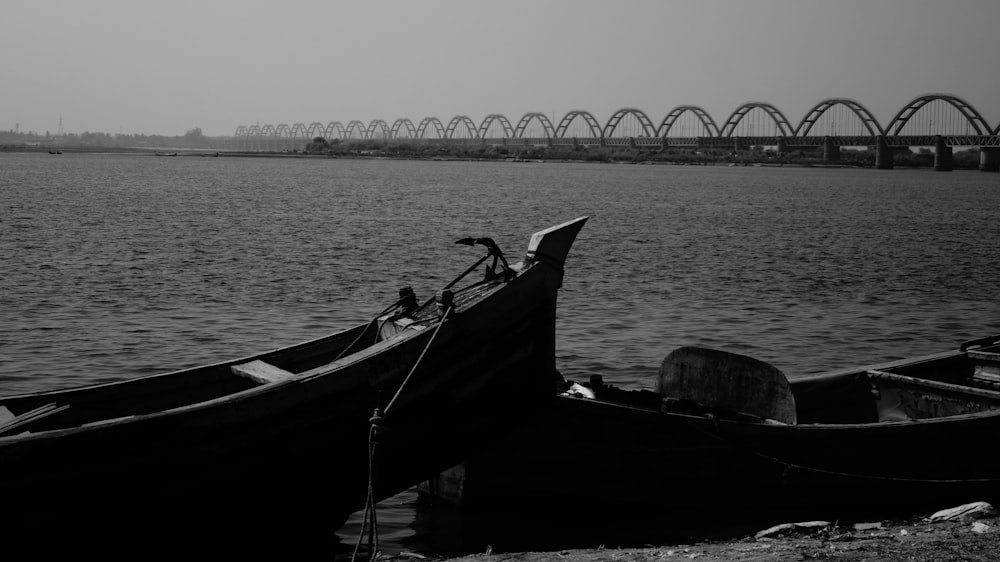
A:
[2,0,999,559]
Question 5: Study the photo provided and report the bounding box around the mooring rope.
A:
[351,298,455,562]
[335,288,418,363]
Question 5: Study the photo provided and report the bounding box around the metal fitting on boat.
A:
[436,290,454,314]
[370,407,387,443]
[398,286,418,312]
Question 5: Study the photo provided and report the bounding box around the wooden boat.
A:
[422,335,1000,533]
[0,216,588,555]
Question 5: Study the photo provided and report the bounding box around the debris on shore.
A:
[383,504,1000,562]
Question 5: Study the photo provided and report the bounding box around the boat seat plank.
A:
[0,403,71,437]
[231,360,296,385]
[968,350,1000,386]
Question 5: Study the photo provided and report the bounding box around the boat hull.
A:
[0,217,589,555]
[422,341,1000,530]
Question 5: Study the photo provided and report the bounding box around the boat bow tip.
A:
[526,216,589,267]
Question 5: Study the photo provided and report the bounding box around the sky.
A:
[4,0,1000,137]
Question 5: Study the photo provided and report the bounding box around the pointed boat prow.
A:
[526,216,589,269]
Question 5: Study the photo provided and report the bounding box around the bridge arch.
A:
[657,105,720,137]
[720,102,794,137]
[514,112,556,139]
[275,124,291,139]
[260,125,278,150]
[795,98,883,137]
[325,121,346,140]
[306,122,326,139]
[290,123,308,138]
[446,115,478,139]
[603,108,656,138]
[344,120,367,139]
[885,93,992,136]
[417,117,446,139]
[246,125,263,150]
[478,114,514,139]
[234,125,250,150]
[390,118,417,139]
[367,119,390,139]
[555,110,602,139]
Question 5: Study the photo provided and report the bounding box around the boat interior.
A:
[0,322,376,438]
[793,336,1000,424]
[566,336,1000,426]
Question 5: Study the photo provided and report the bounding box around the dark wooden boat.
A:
[0,216,588,555]
[422,335,1000,533]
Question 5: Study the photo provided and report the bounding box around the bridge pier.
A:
[875,136,894,169]
[823,136,840,162]
[980,147,1000,172]
[934,136,953,171]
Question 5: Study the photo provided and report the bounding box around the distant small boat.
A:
[155,151,177,156]
[48,150,62,155]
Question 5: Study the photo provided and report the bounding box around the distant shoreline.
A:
[2,144,986,171]
[0,145,868,168]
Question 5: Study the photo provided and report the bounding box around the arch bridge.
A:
[230,93,1000,169]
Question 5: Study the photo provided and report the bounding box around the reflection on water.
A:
[3,153,999,556]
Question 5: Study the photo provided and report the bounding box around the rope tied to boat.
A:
[352,292,456,562]
[335,287,420,363]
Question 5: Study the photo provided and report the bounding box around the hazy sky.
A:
[5,0,999,137]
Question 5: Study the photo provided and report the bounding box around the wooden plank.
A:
[0,403,70,436]
[868,369,1000,401]
[230,360,295,385]
[969,350,1000,364]
[967,350,1000,385]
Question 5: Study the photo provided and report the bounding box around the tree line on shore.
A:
[0,128,212,150]
[304,137,986,169]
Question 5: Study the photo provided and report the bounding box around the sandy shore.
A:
[377,512,1000,562]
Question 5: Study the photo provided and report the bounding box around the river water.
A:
[2,152,999,554]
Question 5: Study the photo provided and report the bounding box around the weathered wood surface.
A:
[658,346,797,424]
[230,359,295,384]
